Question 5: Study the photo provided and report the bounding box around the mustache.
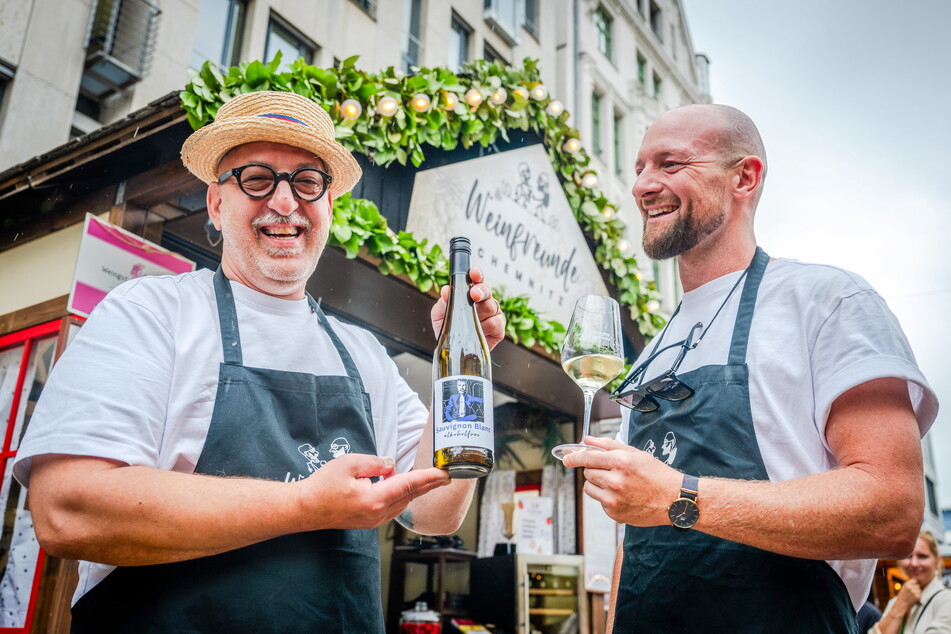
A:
[251,212,313,230]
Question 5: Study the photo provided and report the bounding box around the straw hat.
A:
[181,91,362,198]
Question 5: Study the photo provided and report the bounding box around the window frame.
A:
[613,111,623,176]
[448,12,472,71]
[402,0,424,72]
[636,51,646,86]
[348,0,377,19]
[652,71,663,99]
[0,318,74,633]
[523,0,539,38]
[591,91,603,157]
[0,59,14,115]
[190,0,248,70]
[483,41,509,67]
[649,0,663,41]
[264,12,317,70]
[594,5,613,61]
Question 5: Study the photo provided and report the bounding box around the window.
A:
[671,25,678,59]
[403,0,423,72]
[523,0,539,37]
[265,14,316,72]
[649,0,663,40]
[591,92,602,157]
[653,71,662,99]
[191,0,247,69]
[926,477,938,516]
[484,0,519,46]
[483,42,509,66]
[349,0,377,18]
[613,112,623,175]
[448,13,471,71]
[594,6,613,60]
[0,60,13,113]
[636,51,646,86]
[0,319,71,631]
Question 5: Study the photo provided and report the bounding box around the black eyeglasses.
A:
[218,163,333,202]
[610,322,703,412]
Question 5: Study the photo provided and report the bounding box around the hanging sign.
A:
[516,495,554,555]
[68,214,196,318]
[405,144,609,325]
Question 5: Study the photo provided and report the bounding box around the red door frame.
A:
[0,319,64,633]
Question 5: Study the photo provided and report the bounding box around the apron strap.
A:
[213,268,366,393]
[306,293,368,391]
[728,246,770,365]
[213,267,243,365]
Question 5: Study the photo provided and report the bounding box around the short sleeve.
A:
[389,361,430,474]
[811,289,937,438]
[13,284,176,486]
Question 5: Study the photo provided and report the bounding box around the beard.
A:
[642,203,726,260]
[221,210,322,285]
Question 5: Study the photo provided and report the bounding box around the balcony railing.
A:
[82,0,161,99]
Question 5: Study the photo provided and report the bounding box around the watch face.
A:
[668,498,700,529]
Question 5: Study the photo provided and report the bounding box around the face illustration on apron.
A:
[71,268,385,633]
[613,248,858,634]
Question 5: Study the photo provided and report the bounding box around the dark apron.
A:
[71,268,383,633]
[614,248,857,633]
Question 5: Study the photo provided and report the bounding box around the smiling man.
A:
[564,104,938,632]
[14,91,506,632]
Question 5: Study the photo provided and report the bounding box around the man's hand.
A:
[431,268,506,350]
[294,454,450,531]
[562,436,681,527]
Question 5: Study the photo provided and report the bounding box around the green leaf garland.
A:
[181,53,666,356]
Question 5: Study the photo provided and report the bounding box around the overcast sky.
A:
[679,0,951,507]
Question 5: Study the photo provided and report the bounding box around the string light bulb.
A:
[513,87,529,100]
[340,99,362,120]
[410,93,431,112]
[444,92,459,109]
[563,138,581,153]
[376,96,399,117]
[581,171,599,188]
[646,299,661,313]
[546,100,565,117]
[530,84,548,100]
[464,88,484,107]
[603,207,615,220]
[489,87,507,105]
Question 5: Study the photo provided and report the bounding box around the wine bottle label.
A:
[433,376,494,451]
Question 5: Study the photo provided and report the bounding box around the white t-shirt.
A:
[618,257,938,610]
[13,269,430,601]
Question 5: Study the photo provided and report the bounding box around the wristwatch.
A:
[667,474,700,530]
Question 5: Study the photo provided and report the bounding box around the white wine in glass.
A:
[552,296,624,461]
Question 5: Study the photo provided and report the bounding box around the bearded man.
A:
[565,105,937,633]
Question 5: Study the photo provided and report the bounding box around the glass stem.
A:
[581,388,595,440]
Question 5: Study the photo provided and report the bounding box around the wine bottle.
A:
[432,236,494,478]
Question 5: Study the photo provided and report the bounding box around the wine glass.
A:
[552,295,624,461]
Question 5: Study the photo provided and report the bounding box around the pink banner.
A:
[86,217,194,273]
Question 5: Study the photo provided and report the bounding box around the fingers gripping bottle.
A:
[432,237,495,478]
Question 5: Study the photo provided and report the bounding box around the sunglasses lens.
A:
[648,377,693,402]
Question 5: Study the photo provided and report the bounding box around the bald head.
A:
[654,104,768,180]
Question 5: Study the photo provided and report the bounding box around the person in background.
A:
[565,104,938,632]
[871,531,951,633]
[12,91,506,632]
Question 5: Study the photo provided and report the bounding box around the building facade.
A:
[0,0,710,315]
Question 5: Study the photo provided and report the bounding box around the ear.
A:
[207,182,223,231]
[324,193,334,220]
[733,156,765,202]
